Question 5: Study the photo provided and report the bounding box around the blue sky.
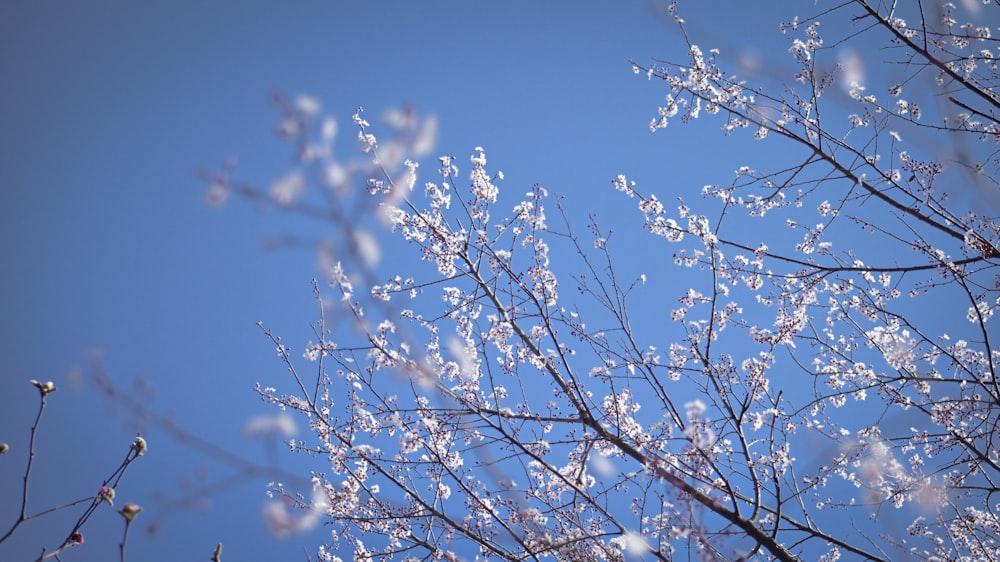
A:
[1,1,974,560]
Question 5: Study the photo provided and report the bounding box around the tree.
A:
[207,1,1000,560]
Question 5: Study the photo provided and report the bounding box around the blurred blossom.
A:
[412,115,438,158]
[320,117,338,141]
[352,229,381,268]
[737,51,761,77]
[244,412,297,438]
[959,0,982,14]
[66,366,85,390]
[382,105,414,129]
[325,162,347,190]
[295,95,321,117]
[277,117,303,138]
[447,337,479,382]
[270,172,306,206]
[205,180,228,207]
[262,483,329,537]
[317,241,337,284]
[626,532,648,556]
[684,399,706,419]
[837,48,865,91]
[589,453,616,477]
[377,140,405,172]
[613,531,649,556]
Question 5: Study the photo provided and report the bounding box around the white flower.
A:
[967,300,993,323]
[867,325,917,370]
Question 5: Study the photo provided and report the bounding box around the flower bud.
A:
[119,503,142,522]
[131,435,147,456]
[29,380,57,395]
[98,486,115,505]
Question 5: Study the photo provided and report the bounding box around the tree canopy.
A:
[207,1,1000,560]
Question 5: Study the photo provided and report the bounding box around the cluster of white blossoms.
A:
[229,1,1000,559]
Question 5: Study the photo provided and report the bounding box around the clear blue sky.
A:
[0,2,934,560]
